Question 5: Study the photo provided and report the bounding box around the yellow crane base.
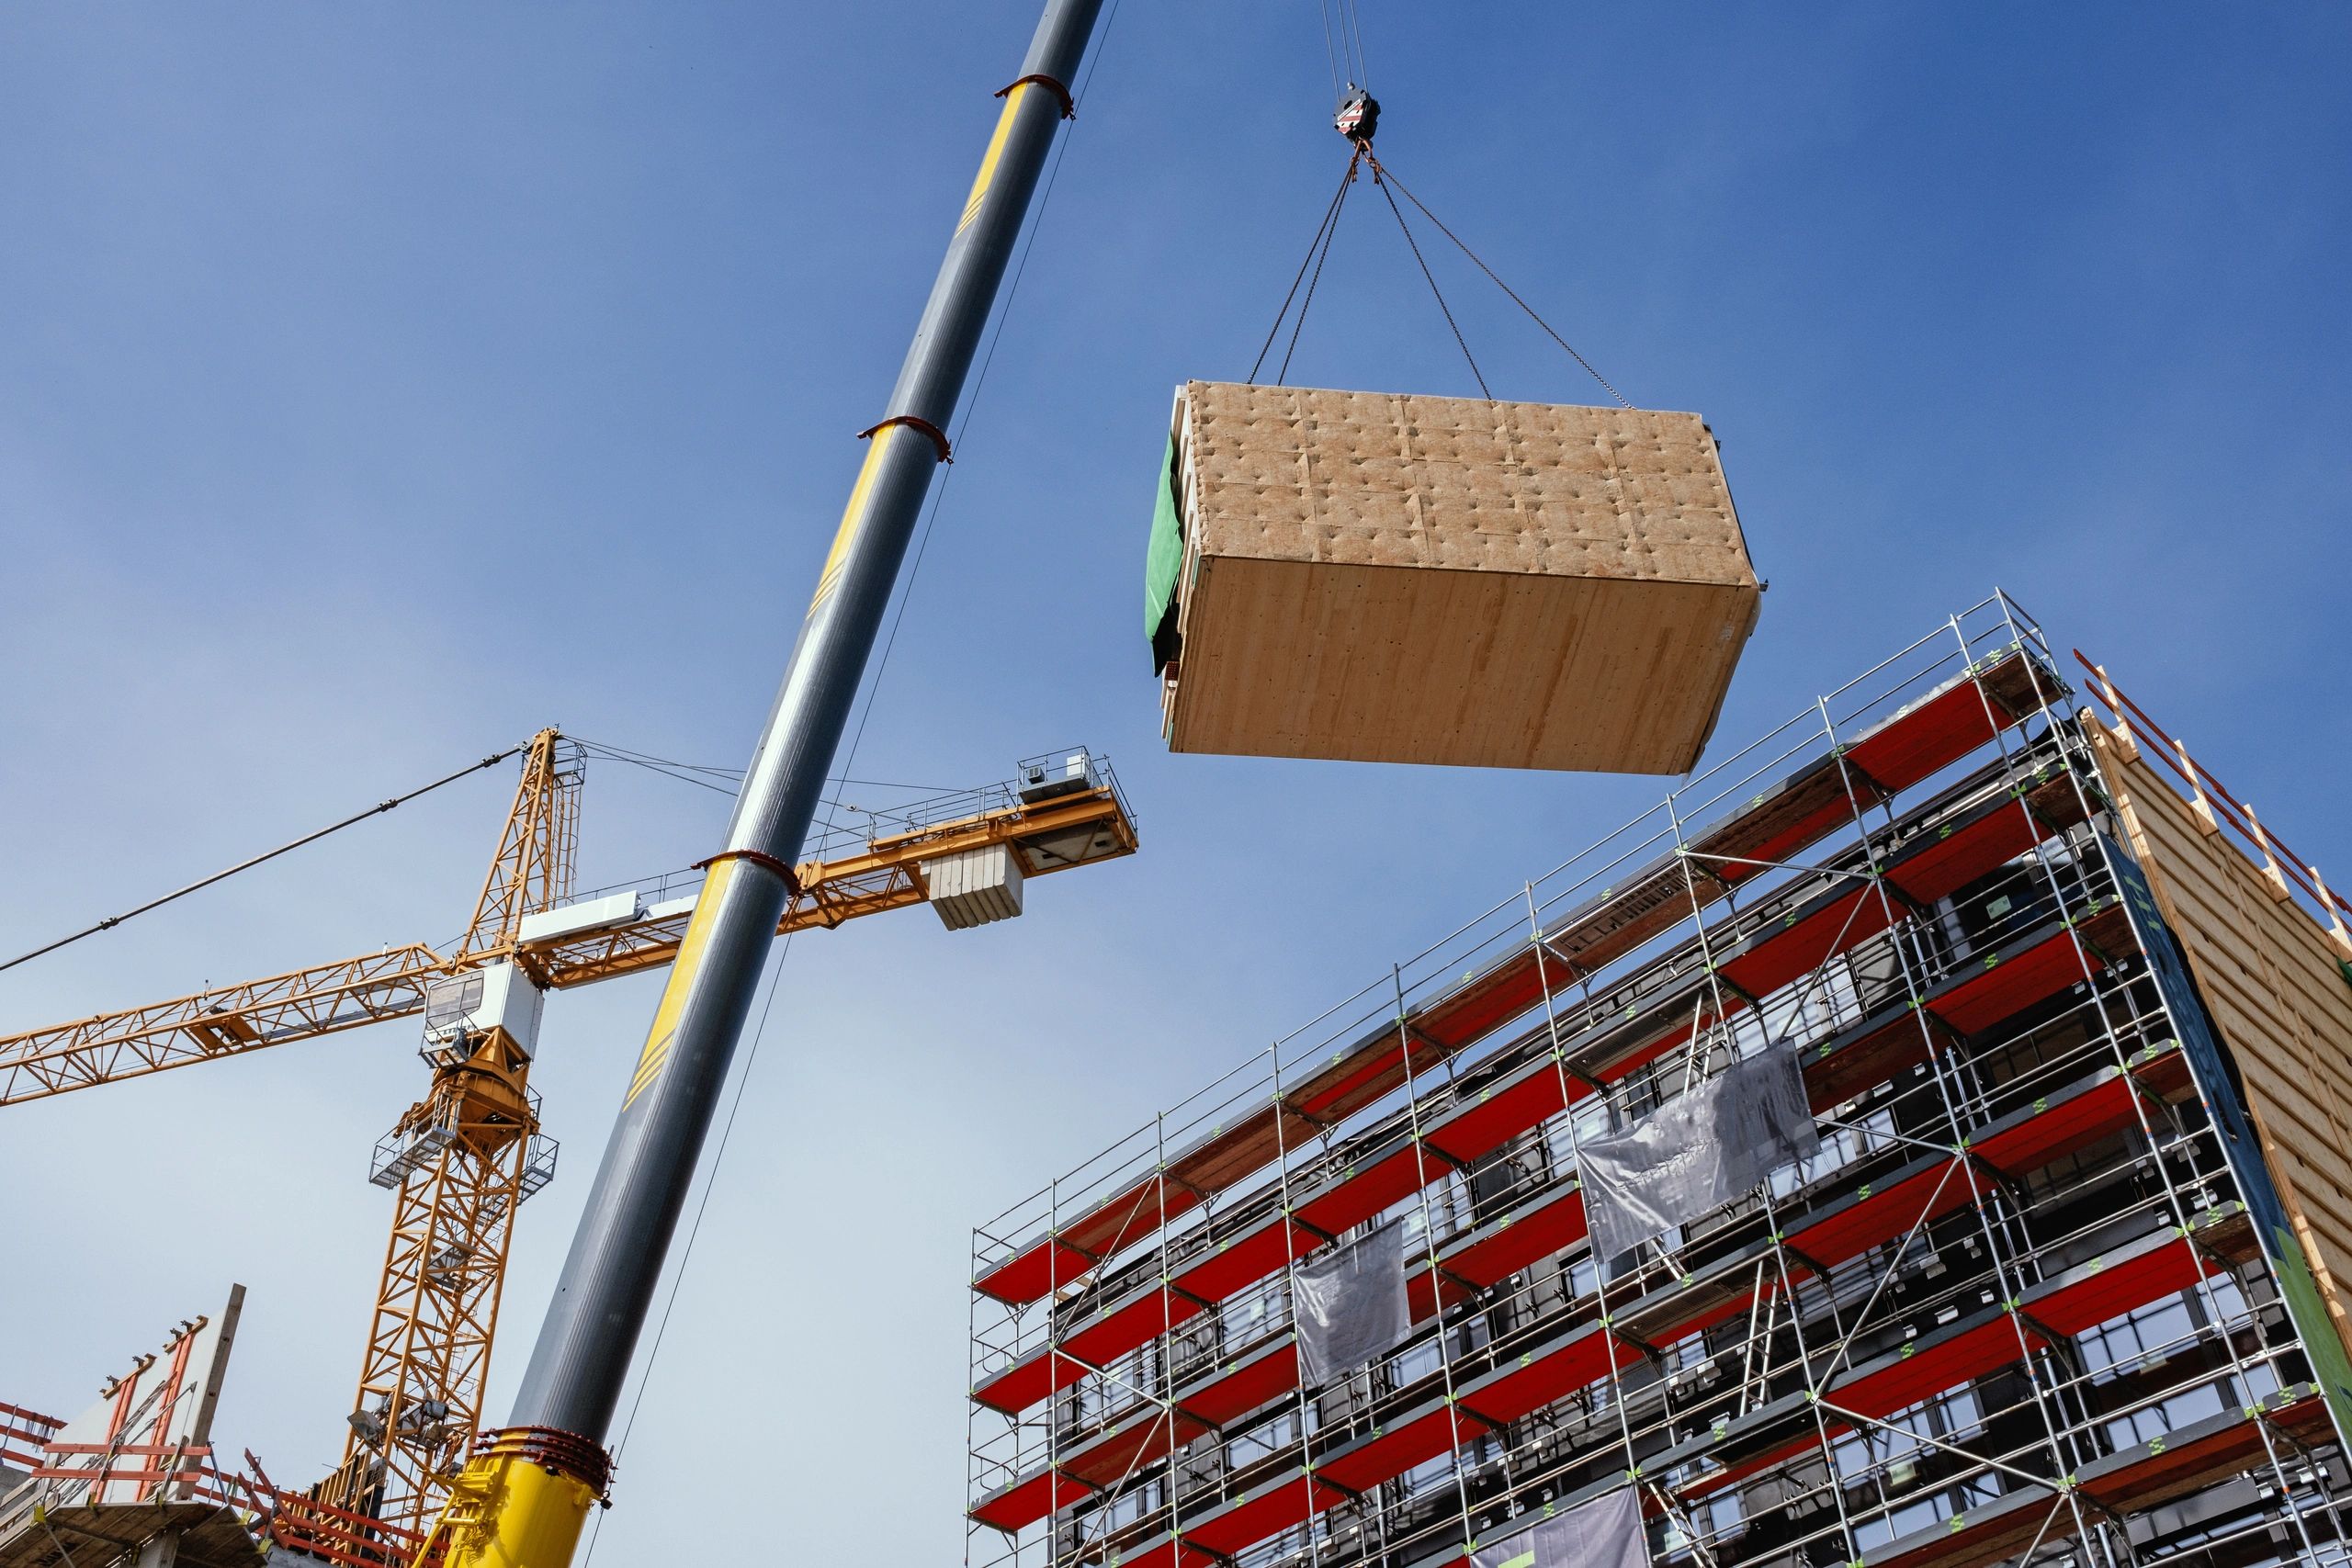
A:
[423,1426,611,1568]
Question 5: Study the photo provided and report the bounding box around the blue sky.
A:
[2,3,2346,1562]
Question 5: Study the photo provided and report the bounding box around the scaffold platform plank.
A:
[1182,1470,1350,1556]
[970,1468,1096,1534]
[1079,1531,1215,1568]
[1456,1321,1643,1427]
[2027,1211,2251,1337]
[1883,767,2093,906]
[1179,1342,1303,1427]
[1170,1215,1320,1304]
[1317,1401,1476,1493]
[984,1050,2218,1539]
[1719,883,1904,1000]
[1973,1070,2142,1178]
[1843,652,2064,795]
[1790,1154,1972,1269]
[1419,1059,1577,1166]
[1067,1408,1193,1492]
[1928,910,2128,1036]
[1408,1185,1589,1320]
[1616,1237,1802,1348]
[1295,1137,1437,1236]
[1803,1006,1940,1114]
[1861,1389,2333,1568]
[1838,1311,2050,1422]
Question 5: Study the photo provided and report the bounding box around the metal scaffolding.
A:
[968,592,2352,1568]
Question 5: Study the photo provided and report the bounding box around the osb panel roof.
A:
[1182,381,1754,585]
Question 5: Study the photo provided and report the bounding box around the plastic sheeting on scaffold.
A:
[972,888,2133,1419]
[1578,1043,1821,1264]
[972,893,2144,1420]
[975,1043,2195,1533]
[1295,1222,1409,1385]
[1136,1215,2242,1568]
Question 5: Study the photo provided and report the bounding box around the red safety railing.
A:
[2075,649,2352,953]
[0,1400,61,1471]
[14,1442,445,1568]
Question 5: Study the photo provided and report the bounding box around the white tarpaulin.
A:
[1294,1220,1408,1384]
[1468,1484,1647,1568]
[1580,1043,1820,1262]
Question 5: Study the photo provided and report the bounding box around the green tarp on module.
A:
[1145,434,1183,672]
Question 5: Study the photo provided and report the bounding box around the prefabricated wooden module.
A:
[1148,381,1761,774]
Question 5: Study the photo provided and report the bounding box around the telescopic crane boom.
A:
[426,6,1109,1565]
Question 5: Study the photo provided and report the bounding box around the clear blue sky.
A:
[3,4,2346,1562]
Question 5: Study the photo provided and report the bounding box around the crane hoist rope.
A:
[1366,145,1493,400]
[0,743,526,977]
[1374,154,1634,410]
[1246,106,1492,396]
[1242,84,1632,409]
[1317,0,1372,107]
[1246,147,1360,387]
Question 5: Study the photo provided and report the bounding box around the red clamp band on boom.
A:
[692,848,802,894]
[469,1426,615,1500]
[856,414,954,464]
[995,73,1075,119]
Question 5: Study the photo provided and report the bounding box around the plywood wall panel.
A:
[2093,721,2352,1360]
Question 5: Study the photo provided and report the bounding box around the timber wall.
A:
[2091,716,2352,1361]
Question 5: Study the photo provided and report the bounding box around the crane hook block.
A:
[1334,89,1379,144]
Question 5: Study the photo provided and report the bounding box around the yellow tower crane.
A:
[0,729,1136,1538]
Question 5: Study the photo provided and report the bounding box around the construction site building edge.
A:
[965,589,2352,1568]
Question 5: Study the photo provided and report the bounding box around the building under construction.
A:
[4,4,2342,1566]
[966,592,2352,1568]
